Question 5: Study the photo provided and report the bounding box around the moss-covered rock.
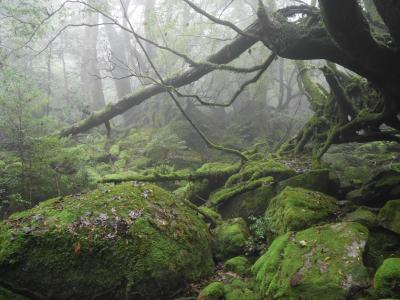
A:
[217,184,275,220]
[197,282,225,300]
[224,256,251,277]
[213,218,250,261]
[277,169,337,196]
[378,200,400,235]
[223,279,260,300]
[0,183,214,299]
[349,170,400,207]
[365,228,400,270]
[344,207,378,228]
[197,279,260,300]
[252,222,370,299]
[210,177,273,209]
[265,187,338,237]
[0,288,28,300]
[374,258,400,298]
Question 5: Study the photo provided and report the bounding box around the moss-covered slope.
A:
[0,183,214,299]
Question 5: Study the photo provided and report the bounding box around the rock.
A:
[265,187,338,238]
[378,199,400,235]
[197,282,225,300]
[213,218,250,261]
[344,207,378,228]
[223,279,260,300]
[252,222,370,300]
[197,279,260,300]
[348,170,400,207]
[0,288,27,300]
[365,228,400,270]
[217,185,275,220]
[0,183,214,299]
[224,256,251,277]
[374,258,400,298]
[277,169,339,196]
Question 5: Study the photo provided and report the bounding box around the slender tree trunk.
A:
[80,10,106,112]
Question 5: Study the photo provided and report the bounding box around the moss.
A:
[378,200,400,235]
[374,258,400,298]
[210,177,273,208]
[365,228,400,270]
[344,207,378,228]
[218,184,275,220]
[252,222,370,299]
[277,169,334,195]
[265,187,338,237]
[224,256,251,277]
[223,279,260,300]
[109,144,120,157]
[224,159,295,187]
[356,170,400,207]
[198,206,222,223]
[0,183,214,299]
[213,218,250,261]
[184,179,212,206]
[197,282,225,300]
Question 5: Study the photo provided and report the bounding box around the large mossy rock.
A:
[252,222,370,300]
[344,207,378,228]
[378,199,400,235]
[265,187,338,237]
[374,258,400,298]
[347,170,400,207]
[0,183,214,299]
[212,218,250,261]
[277,169,338,196]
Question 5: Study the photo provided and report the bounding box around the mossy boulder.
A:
[374,258,400,298]
[0,288,27,300]
[213,218,250,261]
[0,183,214,299]
[344,207,378,228]
[349,170,400,207]
[365,228,400,270]
[277,169,338,196]
[197,282,225,300]
[223,279,260,300]
[265,187,338,237]
[217,184,275,220]
[378,200,400,235]
[252,222,370,299]
[197,279,260,300]
[224,256,252,277]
